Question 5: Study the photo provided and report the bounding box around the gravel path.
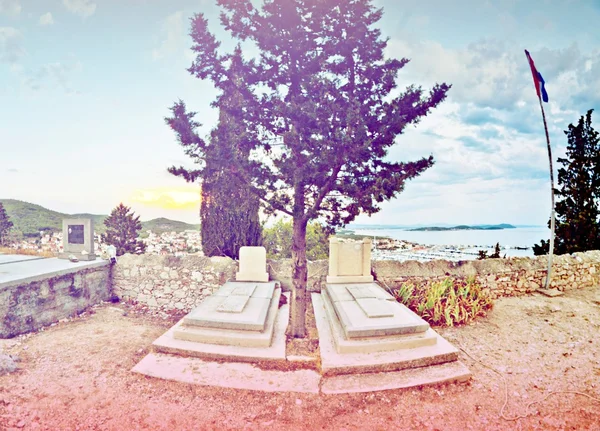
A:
[1,286,599,430]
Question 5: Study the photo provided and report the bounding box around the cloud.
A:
[152,11,184,61]
[7,168,18,173]
[130,187,200,210]
[39,12,54,26]
[0,0,20,16]
[386,38,600,114]
[63,0,96,18]
[0,27,23,64]
[24,60,83,93]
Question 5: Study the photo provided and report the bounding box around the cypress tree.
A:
[167,48,262,260]
[0,202,14,246]
[534,109,600,255]
[101,203,146,256]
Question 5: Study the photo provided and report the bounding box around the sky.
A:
[1,0,599,226]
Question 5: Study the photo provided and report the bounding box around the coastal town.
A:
[7,230,203,258]
[3,228,528,262]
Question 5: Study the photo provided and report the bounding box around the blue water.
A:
[350,226,551,258]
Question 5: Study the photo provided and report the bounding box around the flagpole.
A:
[537,97,555,289]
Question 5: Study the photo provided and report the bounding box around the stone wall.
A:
[111,254,328,312]
[0,262,111,338]
[111,251,600,312]
[372,251,600,298]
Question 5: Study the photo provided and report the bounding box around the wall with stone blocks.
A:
[111,254,328,312]
[0,262,111,338]
[372,251,600,299]
[111,251,600,312]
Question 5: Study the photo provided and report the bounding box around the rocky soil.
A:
[1,286,599,430]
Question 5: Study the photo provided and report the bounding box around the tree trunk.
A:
[290,214,308,338]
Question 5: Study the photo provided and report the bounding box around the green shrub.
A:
[393,277,493,327]
[262,219,329,260]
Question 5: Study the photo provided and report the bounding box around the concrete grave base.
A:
[174,286,282,348]
[133,289,471,394]
[152,291,288,363]
[312,293,464,377]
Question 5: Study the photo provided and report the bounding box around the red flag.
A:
[525,50,549,103]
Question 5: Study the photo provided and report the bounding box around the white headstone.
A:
[326,237,374,284]
[236,246,269,282]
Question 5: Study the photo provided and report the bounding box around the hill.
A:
[0,199,199,238]
[141,217,200,234]
[408,224,517,232]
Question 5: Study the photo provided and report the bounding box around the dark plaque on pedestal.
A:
[68,225,85,244]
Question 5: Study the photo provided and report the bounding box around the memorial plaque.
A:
[217,295,251,313]
[347,285,378,300]
[356,298,394,318]
[68,225,85,244]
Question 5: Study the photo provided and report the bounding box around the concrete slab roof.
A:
[0,257,110,289]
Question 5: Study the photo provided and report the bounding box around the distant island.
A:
[0,199,200,237]
[408,224,517,232]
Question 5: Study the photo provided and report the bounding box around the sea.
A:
[347,226,551,259]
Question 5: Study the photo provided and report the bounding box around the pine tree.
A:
[169,0,450,336]
[534,109,600,255]
[101,203,146,256]
[0,202,14,246]
[167,48,262,260]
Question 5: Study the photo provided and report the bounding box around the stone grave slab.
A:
[236,246,269,282]
[174,288,282,348]
[324,283,429,339]
[319,291,437,354]
[183,281,278,332]
[155,291,289,360]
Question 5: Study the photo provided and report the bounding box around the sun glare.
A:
[130,187,200,210]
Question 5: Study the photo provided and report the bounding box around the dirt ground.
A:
[1,286,600,431]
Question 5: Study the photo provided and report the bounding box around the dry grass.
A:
[0,246,56,258]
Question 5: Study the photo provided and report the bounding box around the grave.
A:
[314,237,470,382]
[134,241,471,393]
[144,246,287,358]
[58,218,97,261]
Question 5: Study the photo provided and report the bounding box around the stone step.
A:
[320,361,471,394]
[173,288,281,348]
[313,293,460,376]
[132,352,321,393]
[321,290,437,354]
[132,353,470,394]
[152,292,288,363]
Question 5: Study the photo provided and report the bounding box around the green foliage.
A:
[170,0,450,337]
[263,220,329,260]
[534,109,600,255]
[101,203,146,256]
[477,242,502,260]
[0,202,14,246]
[393,277,494,327]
